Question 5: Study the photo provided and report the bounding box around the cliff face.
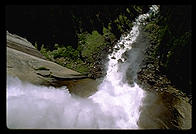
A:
[136,5,192,129]
[138,5,192,97]
[6,32,97,97]
[7,31,85,84]
[158,5,192,96]
[7,31,47,60]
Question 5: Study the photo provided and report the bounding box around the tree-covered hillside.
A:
[139,5,191,97]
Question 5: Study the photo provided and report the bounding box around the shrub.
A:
[103,27,116,42]
[34,42,38,49]
[40,44,50,59]
[81,30,105,62]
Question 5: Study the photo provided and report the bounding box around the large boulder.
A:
[7,31,47,60]
[6,32,97,97]
[7,47,88,85]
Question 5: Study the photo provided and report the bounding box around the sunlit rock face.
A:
[7,31,88,86]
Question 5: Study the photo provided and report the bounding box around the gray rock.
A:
[36,70,51,77]
[6,32,89,86]
[7,31,35,49]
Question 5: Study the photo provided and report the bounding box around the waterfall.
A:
[89,5,159,128]
[6,5,159,129]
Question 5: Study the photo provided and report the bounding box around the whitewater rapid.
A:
[7,5,159,129]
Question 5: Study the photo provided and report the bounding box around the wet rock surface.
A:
[138,89,192,129]
[53,78,100,98]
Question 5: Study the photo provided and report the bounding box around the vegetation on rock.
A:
[139,5,191,97]
[19,5,149,78]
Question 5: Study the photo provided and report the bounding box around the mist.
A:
[120,29,149,85]
[7,76,110,129]
[7,75,144,129]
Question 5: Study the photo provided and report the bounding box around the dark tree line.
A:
[6,5,149,50]
[157,5,192,95]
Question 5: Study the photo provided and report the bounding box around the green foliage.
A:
[108,22,112,31]
[54,43,59,49]
[39,43,89,74]
[52,47,66,58]
[55,57,89,74]
[103,27,116,42]
[40,44,50,59]
[48,45,80,60]
[113,14,134,34]
[78,32,89,43]
[70,61,89,73]
[133,6,143,13]
[81,30,106,62]
[117,24,123,33]
[144,23,157,32]
[118,15,124,23]
[77,32,89,52]
[126,8,130,13]
[34,42,38,49]
[143,20,160,60]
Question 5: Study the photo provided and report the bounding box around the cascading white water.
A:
[7,5,159,129]
[89,5,159,128]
